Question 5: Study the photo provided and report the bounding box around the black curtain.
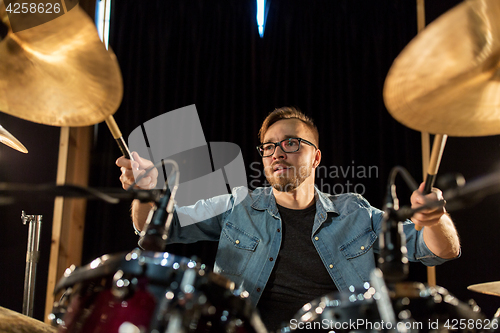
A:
[83,0,500,319]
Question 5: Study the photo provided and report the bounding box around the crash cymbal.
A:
[0,1,122,127]
[468,281,500,297]
[0,306,56,333]
[383,0,500,137]
[0,124,27,153]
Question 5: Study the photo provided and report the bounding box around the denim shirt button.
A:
[235,240,240,244]
[269,257,274,261]
[277,228,281,232]
[329,264,333,268]
[314,236,319,241]
[360,246,365,250]
[257,288,261,292]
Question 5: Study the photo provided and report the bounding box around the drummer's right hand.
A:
[116,152,158,190]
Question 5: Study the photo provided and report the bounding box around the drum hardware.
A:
[150,263,200,332]
[138,159,179,252]
[378,166,419,282]
[0,182,161,205]
[164,310,184,332]
[488,308,500,332]
[0,124,28,153]
[21,210,42,318]
[466,300,483,318]
[47,265,77,326]
[370,268,397,326]
[49,288,72,327]
[111,269,137,299]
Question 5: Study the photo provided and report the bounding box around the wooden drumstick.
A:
[105,115,135,161]
[416,134,447,231]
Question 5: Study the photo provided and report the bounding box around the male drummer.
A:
[117,107,460,332]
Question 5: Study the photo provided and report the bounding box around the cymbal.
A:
[0,306,56,333]
[468,281,500,297]
[0,2,123,127]
[0,124,28,153]
[383,0,500,137]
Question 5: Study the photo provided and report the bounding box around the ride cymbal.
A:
[0,1,122,127]
[468,281,500,297]
[384,0,500,137]
[0,124,27,153]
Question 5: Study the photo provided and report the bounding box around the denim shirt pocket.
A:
[339,227,377,281]
[216,222,260,276]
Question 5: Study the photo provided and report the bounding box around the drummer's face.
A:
[261,119,319,192]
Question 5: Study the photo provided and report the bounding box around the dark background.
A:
[1,0,499,324]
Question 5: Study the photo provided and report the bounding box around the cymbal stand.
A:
[378,166,416,282]
[21,211,42,317]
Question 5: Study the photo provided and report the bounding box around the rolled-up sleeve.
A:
[403,221,461,266]
[370,204,460,266]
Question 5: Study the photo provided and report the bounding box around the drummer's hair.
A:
[258,106,319,147]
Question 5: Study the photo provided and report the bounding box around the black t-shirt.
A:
[257,203,337,332]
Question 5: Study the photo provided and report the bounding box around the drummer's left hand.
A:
[410,182,447,229]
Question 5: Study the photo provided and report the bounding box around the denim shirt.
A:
[166,186,451,307]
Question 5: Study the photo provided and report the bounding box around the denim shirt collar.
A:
[250,186,339,222]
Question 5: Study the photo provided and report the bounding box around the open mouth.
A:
[273,164,291,174]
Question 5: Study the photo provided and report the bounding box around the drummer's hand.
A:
[116,152,158,190]
[410,182,447,229]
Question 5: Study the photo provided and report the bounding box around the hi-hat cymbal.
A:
[383,0,500,137]
[0,124,27,153]
[468,281,500,297]
[0,2,123,127]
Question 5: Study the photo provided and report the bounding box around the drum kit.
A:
[1,0,500,332]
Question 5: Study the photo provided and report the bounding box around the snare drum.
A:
[51,249,267,333]
[281,282,485,333]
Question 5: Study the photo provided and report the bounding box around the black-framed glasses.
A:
[256,137,317,157]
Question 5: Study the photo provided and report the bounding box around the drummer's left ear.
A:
[312,149,321,168]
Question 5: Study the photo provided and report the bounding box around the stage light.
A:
[95,0,112,49]
[256,0,266,38]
